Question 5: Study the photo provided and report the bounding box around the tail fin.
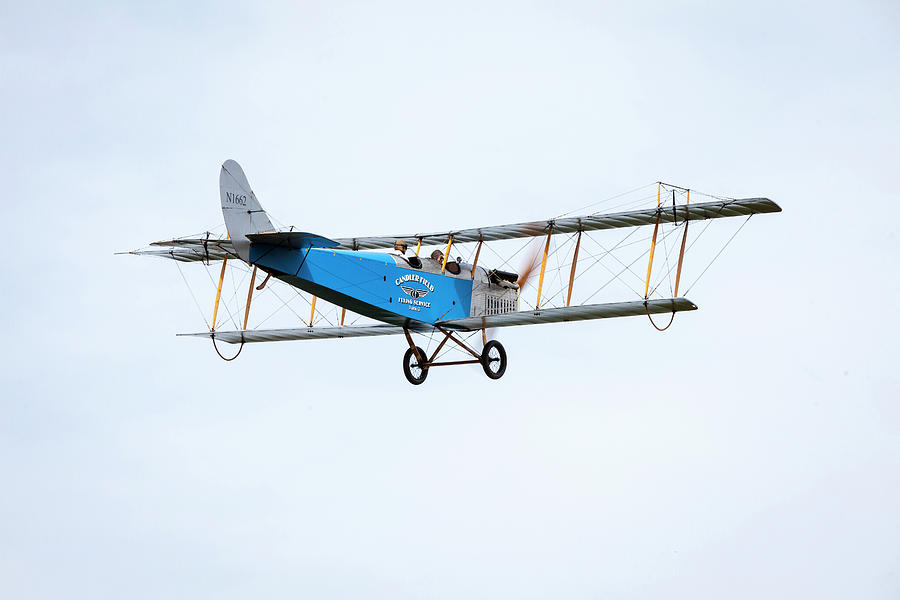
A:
[220,159,274,262]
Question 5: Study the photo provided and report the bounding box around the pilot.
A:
[431,249,444,263]
[391,240,408,256]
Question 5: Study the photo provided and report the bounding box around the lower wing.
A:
[179,298,696,343]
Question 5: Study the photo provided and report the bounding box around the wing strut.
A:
[535,226,553,309]
[673,190,690,296]
[643,184,662,300]
[212,250,228,330]
[566,230,581,307]
[441,236,453,273]
[243,266,257,330]
[646,185,692,332]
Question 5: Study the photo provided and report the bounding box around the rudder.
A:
[220,159,274,262]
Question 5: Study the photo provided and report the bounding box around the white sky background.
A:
[1,1,899,598]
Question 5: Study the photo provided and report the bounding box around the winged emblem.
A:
[400,285,429,300]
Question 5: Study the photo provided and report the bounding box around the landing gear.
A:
[403,345,429,385]
[480,340,507,380]
[401,327,508,384]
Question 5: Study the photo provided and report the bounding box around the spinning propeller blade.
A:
[516,241,544,289]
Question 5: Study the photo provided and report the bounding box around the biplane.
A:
[127,160,781,384]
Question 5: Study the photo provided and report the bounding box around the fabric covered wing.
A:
[334,198,780,250]
[123,237,238,262]
[436,298,698,331]
[179,324,412,344]
[178,299,696,343]
[128,197,779,261]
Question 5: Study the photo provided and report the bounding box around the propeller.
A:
[516,240,544,289]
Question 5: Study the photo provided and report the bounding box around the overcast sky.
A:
[2,1,898,598]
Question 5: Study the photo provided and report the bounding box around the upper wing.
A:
[335,197,781,250]
[436,298,698,331]
[122,236,238,263]
[127,197,781,261]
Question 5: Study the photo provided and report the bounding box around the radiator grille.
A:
[484,294,516,316]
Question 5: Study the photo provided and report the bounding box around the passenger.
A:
[391,240,408,256]
[431,249,444,264]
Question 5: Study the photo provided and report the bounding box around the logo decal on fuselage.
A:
[400,285,429,299]
[395,273,434,311]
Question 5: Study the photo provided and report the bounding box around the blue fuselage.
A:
[249,244,473,327]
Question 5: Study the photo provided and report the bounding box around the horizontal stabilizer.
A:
[246,231,340,249]
[437,298,698,331]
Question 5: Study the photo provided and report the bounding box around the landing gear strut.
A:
[402,327,507,384]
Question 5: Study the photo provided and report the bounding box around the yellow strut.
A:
[643,184,662,299]
[535,227,552,309]
[211,255,228,331]
[242,266,257,330]
[566,230,581,307]
[309,295,317,327]
[441,236,453,273]
[414,239,421,256]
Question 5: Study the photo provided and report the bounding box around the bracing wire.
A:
[175,261,211,329]
[683,215,753,296]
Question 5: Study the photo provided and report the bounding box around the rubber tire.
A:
[403,346,429,385]
[480,340,507,380]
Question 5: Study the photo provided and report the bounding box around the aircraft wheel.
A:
[480,340,507,380]
[403,346,429,385]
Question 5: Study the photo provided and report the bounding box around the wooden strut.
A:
[340,307,347,326]
[242,266,257,330]
[403,327,425,364]
[428,332,452,363]
[566,230,581,307]
[535,226,553,309]
[643,184,662,299]
[209,233,244,360]
[403,326,483,369]
[673,189,690,296]
[211,255,228,331]
[427,359,481,368]
[646,188,691,333]
[309,296,317,327]
[436,326,481,359]
[471,240,483,279]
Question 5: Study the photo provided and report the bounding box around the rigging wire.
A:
[175,261,211,329]
[553,182,658,219]
[580,224,684,305]
[683,215,753,296]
